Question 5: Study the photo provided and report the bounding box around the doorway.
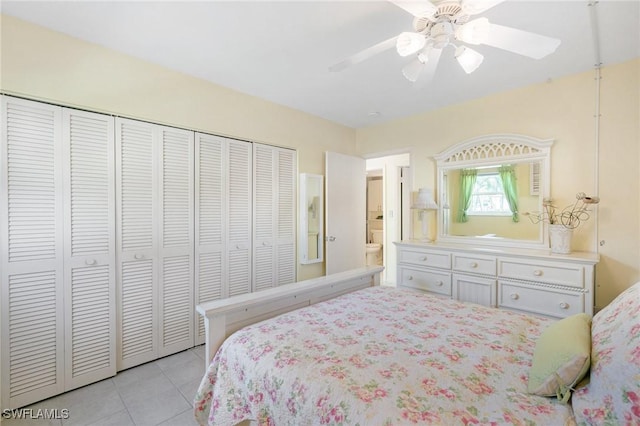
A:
[365,153,411,285]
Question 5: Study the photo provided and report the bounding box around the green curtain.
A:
[499,165,519,222]
[456,169,477,223]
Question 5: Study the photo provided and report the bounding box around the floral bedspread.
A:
[194,286,574,425]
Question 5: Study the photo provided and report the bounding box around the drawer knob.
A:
[436,281,443,287]
[559,302,569,310]
[134,253,144,260]
[533,270,543,276]
[421,256,428,261]
[407,275,413,281]
[85,259,97,266]
[470,262,478,268]
[510,293,519,300]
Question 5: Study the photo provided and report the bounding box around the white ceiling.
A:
[2,1,639,128]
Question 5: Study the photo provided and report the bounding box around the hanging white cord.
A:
[588,1,602,253]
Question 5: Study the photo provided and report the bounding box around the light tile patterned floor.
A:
[3,346,206,426]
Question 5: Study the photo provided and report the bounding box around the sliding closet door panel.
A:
[1,97,65,409]
[116,118,158,370]
[253,144,276,292]
[62,109,116,390]
[158,127,194,356]
[195,133,225,344]
[276,149,297,285]
[227,140,252,297]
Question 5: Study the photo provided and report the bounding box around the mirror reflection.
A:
[442,162,541,240]
[299,173,323,264]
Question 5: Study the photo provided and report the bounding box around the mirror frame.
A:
[434,134,554,249]
[299,173,324,264]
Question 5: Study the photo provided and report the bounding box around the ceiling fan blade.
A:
[483,24,561,59]
[461,0,507,15]
[389,0,437,19]
[329,36,398,72]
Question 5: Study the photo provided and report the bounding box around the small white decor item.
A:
[525,192,600,254]
[548,224,573,254]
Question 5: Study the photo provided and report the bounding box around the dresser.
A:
[395,240,599,319]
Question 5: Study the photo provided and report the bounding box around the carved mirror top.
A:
[435,134,554,169]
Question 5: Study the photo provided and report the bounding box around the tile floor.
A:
[3,346,207,426]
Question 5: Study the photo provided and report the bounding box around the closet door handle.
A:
[134,253,144,260]
[85,259,97,266]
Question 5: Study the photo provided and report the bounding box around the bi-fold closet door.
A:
[194,133,252,345]
[0,96,116,409]
[115,118,194,370]
[253,144,296,292]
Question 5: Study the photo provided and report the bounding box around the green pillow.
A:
[527,313,592,401]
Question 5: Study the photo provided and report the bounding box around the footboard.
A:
[196,265,384,365]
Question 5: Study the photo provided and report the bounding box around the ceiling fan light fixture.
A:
[455,45,484,74]
[402,50,429,82]
[396,32,426,57]
[456,17,491,45]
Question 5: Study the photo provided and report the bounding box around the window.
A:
[467,173,512,216]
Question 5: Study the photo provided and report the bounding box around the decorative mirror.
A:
[434,134,554,249]
[299,173,324,264]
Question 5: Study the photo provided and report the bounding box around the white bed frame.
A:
[196,265,384,365]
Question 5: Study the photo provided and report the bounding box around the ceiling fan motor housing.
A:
[413,1,471,48]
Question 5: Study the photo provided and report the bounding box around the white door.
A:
[157,126,194,357]
[253,144,297,292]
[325,152,366,274]
[115,118,158,370]
[194,133,226,345]
[227,139,253,297]
[1,97,65,409]
[62,109,116,390]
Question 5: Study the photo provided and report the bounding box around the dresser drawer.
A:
[399,267,452,297]
[398,248,451,269]
[498,281,584,319]
[498,258,584,288]
[453,254,496,276]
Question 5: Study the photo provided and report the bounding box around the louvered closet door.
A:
[115,118,159,370]
[158,127,194,356]
[62,109,116,390]
[1,97,65,409]
[195,133,226,345]
[253,144,276,292]
[227,140,252,297]
[253,144,297,292]
[275,148,296,285]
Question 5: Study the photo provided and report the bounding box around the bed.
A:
[194,277,640,425]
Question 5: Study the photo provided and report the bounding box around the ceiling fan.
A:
[329,0,561,84]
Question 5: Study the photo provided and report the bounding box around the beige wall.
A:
[1,15,359,280]
[2,15,639,304]
[356,58,640,308]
